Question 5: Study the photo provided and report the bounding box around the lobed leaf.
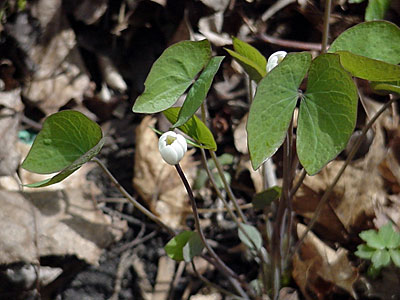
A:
[378,222,400,249]
[371,249,391,268]
[360,229,385,249]
[132,40,212,113]
[355,244,376,260]
[390,249,400,267]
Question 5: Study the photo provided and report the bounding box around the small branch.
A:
[175,164,249,299]
[321,0,332,53]
[256,33,324,51]
[93,157,176,236]
[293,95,398,255]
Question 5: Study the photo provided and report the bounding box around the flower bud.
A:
[266,51,287,73]
[158,131,187,165]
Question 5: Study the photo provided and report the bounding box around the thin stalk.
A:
[200,102,247,222]
[200,148,267,262]
[175,164,249,299]
[293,95,398,255]
[321,0,332,53]
[210,150,247,222]
[290,168,306,197]
[191,261,245,300]
[93,157,176,236]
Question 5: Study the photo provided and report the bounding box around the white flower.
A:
[158,131,187,165]
[266,51,287,73]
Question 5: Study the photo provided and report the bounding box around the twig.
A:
[293,95,398,255]
[175,164,249,300]
[261,0,296,22]
[93,157,176,236]
[321,0,332,53]
[256,33,324,51]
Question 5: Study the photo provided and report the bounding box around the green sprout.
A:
[355,222,400,276]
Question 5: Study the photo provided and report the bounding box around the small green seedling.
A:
[355,222,400,276]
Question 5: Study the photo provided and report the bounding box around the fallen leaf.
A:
[133,116,197,229]
[0,88,23,176]
[22,0,90,114]
[293,224,358,299]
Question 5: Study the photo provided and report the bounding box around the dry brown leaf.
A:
[0,89,23,176]
[133,116,196,229]
[293,224,358,299]
[152,256,176,300]
[0,186,126,266]
[234,113,248,154]
[293,119,386,242]
[22,0,90,114]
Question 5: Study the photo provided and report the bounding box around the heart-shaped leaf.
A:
[252,186,281,210]
[163,107,217,150]
[297,54,358,175]
[247,52,311,170]
[225,37,267,83]
[173,56,224,128]
[328,21,400,65]
[335,51,400,81]
[21,110,104,187]
[164,231,204,262]
[132,40,212,113]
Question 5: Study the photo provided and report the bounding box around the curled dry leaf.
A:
[293,224,358,299]
[133,116,196,229]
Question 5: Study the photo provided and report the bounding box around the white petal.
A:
[160,146,179,165]
[266,51,287,73]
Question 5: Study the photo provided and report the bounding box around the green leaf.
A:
[163,107,217,150]
[335,51,400,81]
[328,21,400,65]
[132,40,212,113]
[183,231,204,262]
[355,244,376,260]
[371,81,400,94]
[252,186,281,210]
[238,223,263,251]
[360,229,385,249]
[247,52,312,170]
[21,110,103,184]
[389,249,400,267]
[164,231,204,262]
[173,56,224,128]
[348,0,365,3]
[225,37,267,83]
[365,0,391,21]
[378,222,400,248]
[298,54,358,175]
[24,138,105,188]
[371,249,391,268]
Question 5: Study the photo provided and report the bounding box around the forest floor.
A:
[0,0,400,299]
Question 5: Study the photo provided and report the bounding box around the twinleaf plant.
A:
[21,18,400,300]
[356,223,400,276]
